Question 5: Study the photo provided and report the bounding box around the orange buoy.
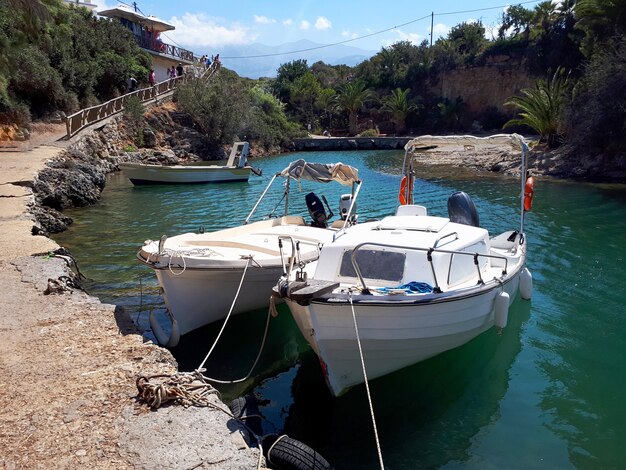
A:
[399,176,408,205]
[524,176,534,211]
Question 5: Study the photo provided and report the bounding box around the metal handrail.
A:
[278,235,323,277]
[433,232,458,248]
[350,241,509,295]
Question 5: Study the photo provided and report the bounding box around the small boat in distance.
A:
[274,134,534,397]
[119,141,256,185]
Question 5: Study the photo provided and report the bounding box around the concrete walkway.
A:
[0,138,259,468]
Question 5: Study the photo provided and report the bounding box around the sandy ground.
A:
[0,137,259,469]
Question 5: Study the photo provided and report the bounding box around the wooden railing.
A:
[64,62,221,140]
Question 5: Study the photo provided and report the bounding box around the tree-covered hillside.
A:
[0,0,151,126]
[1,0,624,159]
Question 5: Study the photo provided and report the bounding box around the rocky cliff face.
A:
[433,57,535,116]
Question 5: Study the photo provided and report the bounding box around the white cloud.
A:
[314,16,331,30]
[433,23,449,35]
[167,13,254,48]
[394,29,422,45]
[253,15,276,24]
[300,20,310,30]
[283,18,293,26]
[95,0,114,13]
[341,30,358,39]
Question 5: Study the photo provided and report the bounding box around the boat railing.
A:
[433,232,459,248]
[350,241,509,294]
[277,235,322,276]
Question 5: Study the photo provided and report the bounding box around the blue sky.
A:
[96,0,544,55]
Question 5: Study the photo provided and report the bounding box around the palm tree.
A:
[381,88,419,135]
[315,88,337,131]
[575,0,626,55]
[504,68,570,147]
[336,80,375,135]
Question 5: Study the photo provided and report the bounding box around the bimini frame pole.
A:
[244,174,277,224]
[519,138,529,235]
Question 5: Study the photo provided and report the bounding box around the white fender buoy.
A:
[519,267,533,300]
[494,291,510,329]
[149,311,180,348]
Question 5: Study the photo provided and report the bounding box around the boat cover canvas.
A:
[279,160,359,186]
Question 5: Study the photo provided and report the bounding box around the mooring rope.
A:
[197,256,252,371]
[136,370,222,409]
[201,307,272,385]
[136,370,266,470]
[348,291,385,470]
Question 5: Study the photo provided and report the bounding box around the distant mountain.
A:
[213,39,375,78]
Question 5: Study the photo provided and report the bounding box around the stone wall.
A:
[293,137,411,151]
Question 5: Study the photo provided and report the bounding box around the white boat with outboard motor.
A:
[120,142,257,185]
[273,134,534,397]
[137,159,362,346]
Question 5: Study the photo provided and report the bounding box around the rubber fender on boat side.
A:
[262,434,334,470]
[149,311,180,348]
[519,267,533,300]
[229,395,263,438]
[494,291,510,329]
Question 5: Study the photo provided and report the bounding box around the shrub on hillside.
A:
[175,71,250,146]
[564,38,626,154]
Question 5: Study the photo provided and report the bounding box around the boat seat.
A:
[330,219,348,229]
[395,205,427,216]
[272,215,306,227]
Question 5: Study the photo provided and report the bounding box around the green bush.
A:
[176,72,249,146]
[357,128,379,137]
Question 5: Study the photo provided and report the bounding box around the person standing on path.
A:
[127,76,137,92]
[148,69,156,86]
[176,63,184,77]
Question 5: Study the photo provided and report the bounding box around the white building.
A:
[98,4,195,83]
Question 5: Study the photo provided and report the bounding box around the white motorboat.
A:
[273,134,534,396]
[137,159,362,346]
[120,142,255,185]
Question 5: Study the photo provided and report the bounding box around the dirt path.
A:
[0,141,258,469]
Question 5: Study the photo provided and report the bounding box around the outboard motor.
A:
[306,192,329,228]
[339,194,356,220]
[447,191,480,227]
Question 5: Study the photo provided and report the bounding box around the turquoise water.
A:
[55,150,626,469]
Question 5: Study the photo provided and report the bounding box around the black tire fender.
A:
[263,434,333,470]
[229,395,263,437]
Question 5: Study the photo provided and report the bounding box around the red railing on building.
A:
[136,36,195,62]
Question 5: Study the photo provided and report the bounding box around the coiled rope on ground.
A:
[136,370,223,410]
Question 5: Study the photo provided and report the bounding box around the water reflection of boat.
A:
[137,160,362,346]
[119,142,255,185]
[275,135,534,396]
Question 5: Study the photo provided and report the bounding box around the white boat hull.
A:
[286,274,521,396]
[120,163,251,184]
[155,265,283,335]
